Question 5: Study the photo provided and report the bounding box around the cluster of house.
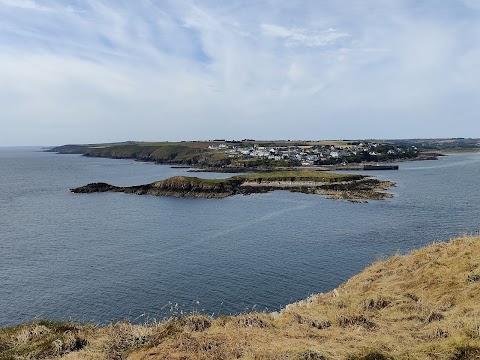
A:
[207,142,418,165]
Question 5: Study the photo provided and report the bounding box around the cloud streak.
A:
[0,0,479,145]
[0,0,50,11]
[261,24,350,47]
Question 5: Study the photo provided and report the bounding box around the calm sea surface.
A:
[0,149,479,327]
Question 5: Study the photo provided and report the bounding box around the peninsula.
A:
[71,171,395,201]
[48,138,480,172]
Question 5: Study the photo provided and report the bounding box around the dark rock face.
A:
[70,182,119,193]
[319,178,388,192]
[71,177,241,198]
[142,176,244,198]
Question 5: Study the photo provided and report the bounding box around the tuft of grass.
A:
[335,314,377,330]
[346,351,393,360]
[178,315,212,332]
[103,322,154,359]
[450,345,480,359]
[0,321,91,360]
[362,298,391,311]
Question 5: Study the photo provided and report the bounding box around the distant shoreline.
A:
[46,139,480,174]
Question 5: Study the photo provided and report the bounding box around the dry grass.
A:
[0,321,93,359]
[2,236,480,359]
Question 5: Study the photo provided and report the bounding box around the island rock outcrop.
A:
[71,173,395,201]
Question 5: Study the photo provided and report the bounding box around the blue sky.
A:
[1,0,479,145]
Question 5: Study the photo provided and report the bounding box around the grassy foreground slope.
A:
[2,236,480,359]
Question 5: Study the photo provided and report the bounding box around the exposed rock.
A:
[71,175,395,201]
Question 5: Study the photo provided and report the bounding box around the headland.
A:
[47,138,480,173]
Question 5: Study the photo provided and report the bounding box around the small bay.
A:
[0,149,479,327]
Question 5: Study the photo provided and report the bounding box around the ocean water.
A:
[0,149,479,327]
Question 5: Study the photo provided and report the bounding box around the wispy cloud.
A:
[0,0,50,11]
[0,0,479,145]
[262,24,350,47]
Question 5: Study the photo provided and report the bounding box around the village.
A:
[207,141,420,166]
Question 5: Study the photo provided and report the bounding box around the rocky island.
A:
[71,170,395,201]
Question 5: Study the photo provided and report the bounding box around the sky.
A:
[0,0,479,146]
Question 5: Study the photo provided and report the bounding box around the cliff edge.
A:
[1,235,480,359]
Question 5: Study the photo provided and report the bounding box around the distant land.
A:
[51,138,480,201]
[47,138,480,172]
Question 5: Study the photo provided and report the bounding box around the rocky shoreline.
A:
[71,174,395,202]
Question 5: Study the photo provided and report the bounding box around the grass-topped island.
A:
[71,170,395,202]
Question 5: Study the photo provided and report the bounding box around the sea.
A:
[0,148,479,327]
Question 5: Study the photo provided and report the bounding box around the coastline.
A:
[46,141,479,174]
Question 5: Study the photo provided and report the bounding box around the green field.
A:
[236,170,362,183]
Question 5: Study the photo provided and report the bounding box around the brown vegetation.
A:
[2,236,480,359]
